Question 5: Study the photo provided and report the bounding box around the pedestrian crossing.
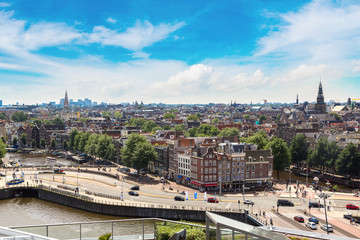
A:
[279,211,334,221]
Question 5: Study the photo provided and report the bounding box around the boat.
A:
[6,179,24,186]
[46,157,57,162]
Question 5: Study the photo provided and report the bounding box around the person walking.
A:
[270,218,273,226]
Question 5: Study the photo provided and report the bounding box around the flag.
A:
[185,191,188,200]
[194,192,197,199]
[204,191,207,201]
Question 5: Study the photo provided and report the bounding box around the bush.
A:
[156,222,206,240]
[98,233,111,240]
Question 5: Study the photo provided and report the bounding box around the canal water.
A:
[4,152,77,167]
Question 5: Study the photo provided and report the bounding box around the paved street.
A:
[3,168,360,238]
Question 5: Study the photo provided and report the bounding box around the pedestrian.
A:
[270,218,273,226]
[265,219,268,226]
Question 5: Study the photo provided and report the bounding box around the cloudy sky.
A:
[0,0,359,105]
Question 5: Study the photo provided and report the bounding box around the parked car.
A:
[277,199,294,207]
[306,222,317,230]
[244,200,254,205]
[308,217,319,224]
[174,196,185,201]
[128,191,139,196]
[131,185,140,190]
[309,202,324,208]
[207,197,219,203]
[346,204,359,210]
[118,167,130,174]
[294,216,304,222]
[321,224,333,232]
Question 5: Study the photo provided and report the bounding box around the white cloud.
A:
[106,17,117,24]
[82,20,185,52]
[257,0,360,62]
[0,2,10,7]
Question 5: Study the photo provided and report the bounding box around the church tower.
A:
[296,94,299,104]
[64,90,69,111]
[315,81,326,113]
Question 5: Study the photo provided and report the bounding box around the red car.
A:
[207,197,219,203]
[294,216,304,222]
[346,204,359,210]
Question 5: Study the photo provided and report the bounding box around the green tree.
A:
[120,133,148,167]
[197,124,220,136]
[69,129,78,149]
[331,113,341,121]
[96,134,113,159]
[163,125,171,130]
[50,139,56,149]
[308,138,328,173]
[0,112,7,120]
[187,115,199,121]
[11,111,28,122]
[186,127,198,137]
[20,133,27,147]
[85,134,100,159]
[326,141,340,172]
[12,137,18,146]
[63,140,68,150]
[218,127,240,137]
[336,143,360,177]
[52,117,64,125]
[289,134,308,166]
[151,126,163,133]
[142,120,158,132]
[243,115,250,119]
[211,118,220,124]
[275,114,281,123]
[73,134,81,152]
[129,118,146,127]
[106,143,117,162]
[259,114,266,123]
[0,141,6,165]
[1,136,6,144]
[98,233,111,240]
[164,113,175,119]
[31,139,37,148]
[40,138,46,149]
[132,141,157,172]
[114,111,122,120]
[79,118,89,124]
[32,118,42,126]
[174,124,185,132]
[79,132,90,153]
[247,131,269,150]
[266,136,291,179]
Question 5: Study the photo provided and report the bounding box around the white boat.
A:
[46,157,57,163]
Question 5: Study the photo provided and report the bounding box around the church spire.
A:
[296,94,299,104]
[64,90,69,111]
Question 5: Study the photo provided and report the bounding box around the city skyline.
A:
[0,0,359,105]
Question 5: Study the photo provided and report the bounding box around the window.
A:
[201,168,203,174]
[227,163,230,168]
[251,165,255,171]
[241,174,244,179]
[260,171,263,177]
[268,171,272,177]
[201,175,203,181]
[251,172,255,178]
[201,160,203,167]
[246,165,250,171]
[233,168,236,173]
[260,156,264,161]
[269,163,272,170]
[205,175,208,181]
[213,160,216,166]
[233,162,236,167]
[246,172,249,179]
[205,160,208,167]
[260,164,263,169]
[241,167,244,173]
[248,157,252,162]
[241,161,245,166]
[209,168,212,174]
[209,175,212,181]
[205,168,208,174]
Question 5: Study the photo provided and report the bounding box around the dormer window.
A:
[248,157,252,162]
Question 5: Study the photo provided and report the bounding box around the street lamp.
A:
[318,193,330,235]
[242,182,245,202]
[121,174,124,201]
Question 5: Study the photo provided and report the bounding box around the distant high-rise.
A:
[64,90,69,111]
[315,81,326,113]
[296,94,299,104]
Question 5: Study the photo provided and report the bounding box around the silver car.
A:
[306,222,317,230]
[321,224,333,232]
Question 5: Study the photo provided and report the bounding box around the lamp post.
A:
[238,200,241,212]
[121,175,124,201]
[318,193,330,235]
[242,182,245,202]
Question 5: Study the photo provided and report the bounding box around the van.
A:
[277,199,294,206]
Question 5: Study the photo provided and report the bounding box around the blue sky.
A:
[0,0,359,105]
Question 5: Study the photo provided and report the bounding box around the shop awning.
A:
[177,175,183,178]
[204,182,218,187]
[191,180,203,186]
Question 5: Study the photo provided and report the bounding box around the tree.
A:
[0,112,7,120]
[129,118,146,127]
[85,134,100,159]
[40,138,46,149]
[50,139,56,149]
[69,129,78,149]
[114,111,122,120]
[326,141,340,172]
[11,111,28,122]
[289,134,308,166]
[164,113,175,119]
[218,127,240,137]
[331,113,341,121]
[132,141,157,172]
[336,143,360,177]
[247,131,269,150]
[151,126,163,133]
[12,137,18,146]
[174,124,185,132]
[0,141,6,165]
[31,139,37,148]
[79,118,89,124]
[187,115,199,121]
[308,138,328,173]
[52,117,64,125]
[197,124,220,136]
[98,233,111,240]
[1,136,6,144]
[120,133,148,168]
[211,118,220,124]
[266,136,291,179]
[32,118,42,126]
[259,114,266,123]
[186,127,198,137]
[63,140,68,150]
[79,132,90,153]
[96,134,113,160]
[142,120,158,132]
[20,133,27,147]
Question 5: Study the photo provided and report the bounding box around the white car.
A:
[321,224,333,232]
[306,222,317,230]
[244,200,254,205]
